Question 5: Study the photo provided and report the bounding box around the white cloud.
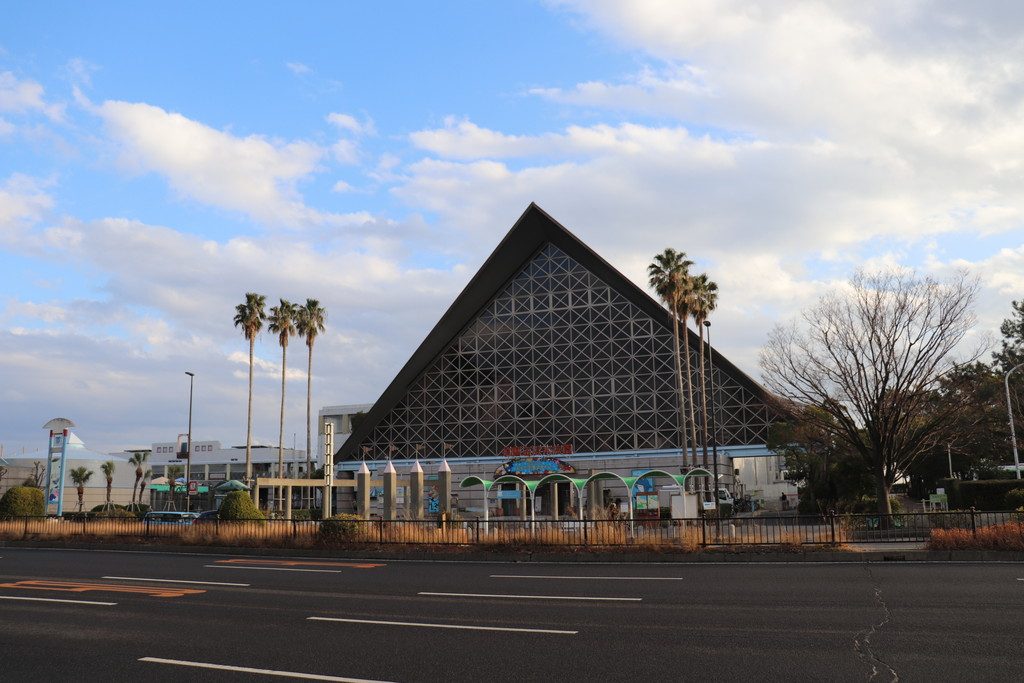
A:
[286,62,312,75]
[0,71,64,121]
[0,117,13,136]
[94,99,370,228]
[326,112,375,137]
[0,173,53,247]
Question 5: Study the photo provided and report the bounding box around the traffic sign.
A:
[187,480,198,495]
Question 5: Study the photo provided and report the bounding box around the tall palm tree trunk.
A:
[682,325,699,469]
[305,342,313,509]
[670,310,690,461]
[278,343,288,513]
[698,325,710,473]
[246,336,255,486]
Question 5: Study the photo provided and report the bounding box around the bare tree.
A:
[760,270,981,514]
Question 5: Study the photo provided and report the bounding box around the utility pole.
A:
[185,371,195,511]
[1006,363,1023,480]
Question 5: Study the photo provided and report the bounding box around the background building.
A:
[149,439,305,481]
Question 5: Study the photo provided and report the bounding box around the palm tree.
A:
[166,465,182,510]
[296,298,326,506]
[690,273,719,474]
[139,468,152,506]
[128,451,148,505]
[234,292,267,485]
[268,299,297,511]
[675,274,701,469]
[100,460,115,508]
[69,466,93,512]
[648,249,694,463]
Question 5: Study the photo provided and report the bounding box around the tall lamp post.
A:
[1006,362,1023,480]
[185,371,195,511]
[703,320,721,513]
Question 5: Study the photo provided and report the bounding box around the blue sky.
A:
[2,1,1023,455]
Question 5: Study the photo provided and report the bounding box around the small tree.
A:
[219,490,266,521]
[69,467,93,512]
[165,465,182,510]
[0,486,45,518]
[128,452,148,505]
[761,270,980,515]
[100,460,115,508]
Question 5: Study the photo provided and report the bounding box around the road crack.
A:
[853,565,899,682]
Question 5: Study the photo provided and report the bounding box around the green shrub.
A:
[850,496,903,514]
[946,480,1024,510]
[91,503,126,512]
[94,507,135,518]
[0,486,45,518]
[125,503,150,517]
[218,491,265,521]
[319,513,361,541]
[1004,488,1024,511]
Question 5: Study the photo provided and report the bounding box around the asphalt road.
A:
[0,548,1021,682]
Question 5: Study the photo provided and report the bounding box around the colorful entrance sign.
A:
[44,430,70,516]
[494,457,576,478]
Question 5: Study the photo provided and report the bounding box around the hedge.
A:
[0,486,45,518]
[320,514,361,541]
[939,479,1024,510]
[218,491,265,521]
[1004,488,1024,511]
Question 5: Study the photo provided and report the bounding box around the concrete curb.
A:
[3,539,1024,563]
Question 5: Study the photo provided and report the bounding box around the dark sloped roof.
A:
[338,203,771,458]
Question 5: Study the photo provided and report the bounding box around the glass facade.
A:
[351,242,770,460]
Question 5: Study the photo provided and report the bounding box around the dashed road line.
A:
[103,575,250,587]
[307,616,577,634]
[205,565,345,574]
[0,595,116,606]
[418,591,641,602]
[491,574,682,581]
[138,657,393,682]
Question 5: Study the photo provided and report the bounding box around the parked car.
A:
[193,510,219,525]
[143,511,199,525]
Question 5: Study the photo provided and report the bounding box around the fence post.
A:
[970,507,977,537]
[474,519,480,544]
[24,516,29,538]
[583,517,588,546]
[292,520,297,539]
[829,510,837,545]
[700,514,707,547]
[378,518,384,544]
[145,517,150,538]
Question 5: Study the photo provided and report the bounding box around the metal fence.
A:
[0,510,1020,547]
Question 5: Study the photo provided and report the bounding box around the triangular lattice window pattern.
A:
[351,242,770,460]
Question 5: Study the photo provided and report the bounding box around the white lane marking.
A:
[204,565,343,574]
[307,616,577,635]
[0,595,116,606]
[103,575,250,587]
[491,574,682,581]
[138,657,392,682]
[418,591,641,602]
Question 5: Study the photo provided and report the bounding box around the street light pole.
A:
[1006,363,1023,480]
[185,371,195,510]
[703,320,720,514]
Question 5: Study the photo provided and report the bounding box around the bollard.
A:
[970,507,978,537]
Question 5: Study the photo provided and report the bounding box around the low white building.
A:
[149,439,305,481]
[318,403,373,456]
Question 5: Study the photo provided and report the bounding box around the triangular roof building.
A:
[340,204,773,463]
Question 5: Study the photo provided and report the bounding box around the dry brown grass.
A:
[927,521,1024,551]
[0,516,835,552]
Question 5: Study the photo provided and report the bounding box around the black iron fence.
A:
[0,510,1020,547]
